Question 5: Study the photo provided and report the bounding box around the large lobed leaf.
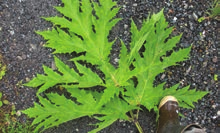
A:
[23,0,208,132]
[123,10,208,112]
[39,0,121,66]
[22,92,97,132]
[24,56,104,94]
[23,88,135,132]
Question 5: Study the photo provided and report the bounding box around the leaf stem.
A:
[136,108,140,119]
[110,73,119,87]
[130,110,144,133]
[100,60,119,87]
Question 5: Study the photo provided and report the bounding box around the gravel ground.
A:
[0,0,219,133]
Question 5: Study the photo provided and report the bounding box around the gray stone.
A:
[192,12,198,21]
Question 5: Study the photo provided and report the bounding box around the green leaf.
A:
[24,56,104,94]
[154,83,208,109]
[66,87,97,111]
[38,0,121,66]
[97,85,120,108]
[0,56,6,80]
[90,97,136,133]
[23,1,208,132]
[75,62,104,88]
[169,86,208,109]
[115,40,132,86]
[36,28,85,54]
[214,74,218,81]
[198,17,205,23]
[3,100,9,105]
[123,9,207,115]
[24,57,78,94]
[22,92,98,132]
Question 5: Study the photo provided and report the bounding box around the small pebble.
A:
[184,4,188,9]
[124,24,128,29]
[212,56,217,63]
[16,111,21,116]
[188,15,192,19]
[133,3,137,6]
[0,5,3,11]
[186,66,191,74]
[197,11,202,16]
[9,30,14,35]
[119,119,124,122]
[198,57,203,62]
[25,77,30,82]
[173,17,177,22]
[17,56,23,60]
[22,54,27,60]
[160,74,166,80]
[51,61,56,70]
[30,44,37,50]
[114,58,119,63]
[122,123,126,127]
[165,2,171,7]
[217,111,220,116]
[207,21,211,25]
[203,61,207,67]
[211,104,216,109]
[26,15,31,20]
